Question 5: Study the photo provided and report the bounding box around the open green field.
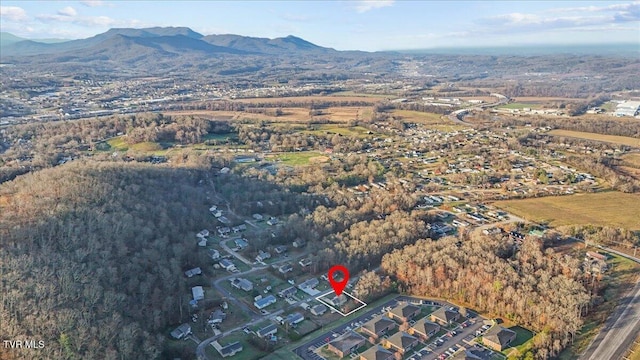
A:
[302,124,382,138]
[493,192,640,230]
[270,151,328,166]
[506,326,534,358]
[548,129,640,148]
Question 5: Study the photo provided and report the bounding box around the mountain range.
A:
[0,27,335,59]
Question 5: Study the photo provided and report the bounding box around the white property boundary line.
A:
[315,291,367,317]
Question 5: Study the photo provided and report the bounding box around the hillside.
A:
[0,162,217,359]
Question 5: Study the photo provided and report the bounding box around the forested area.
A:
[382,234,593,359]
[0,159,306,359]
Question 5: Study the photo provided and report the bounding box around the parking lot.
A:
[293,295,502,360]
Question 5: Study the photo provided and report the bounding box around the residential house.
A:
[327,331,366,358]
[298,278,319,290]
[208,309,226,325]
[408,318,440,340]
[231,278,253,292]
[197,229,209,238]
[252,214,264,221]
[451,350,483,360]
[299,258,312,267]
[208,249,220,260]
[184,267,202,278]
[256,250,271,262]
[216,341,242,357]
[257,324,278,338]
[219,259,237,272]
[388,303,421,323]
[430,307,460,325]
[359,345,394,360]
[170,323,192,339]
[284,312,305,327]
[234,238,249,249]
[267,217,279,226]
[192,286,204,301]
[482,326,517,351]
[293,238,306,248]
[328,294,347,307]
[278,286,297,298]
[254,295,276,309]
[383,332,419,355]
[274,245,287,254]
[278,263,293,274]
[361,316,396,340]
[311,304,327,316]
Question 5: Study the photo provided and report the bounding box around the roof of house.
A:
[360,345,394,360]
[285,312,304,325]
[219,341,242,356]
[484,326,516,348]
[311,304,327,315]
[231,278,253,291]
[411,318,440,336]
[254,295,276,308]
[362,316,396,336]
[170,323,191,339]
[257,324,278,337]
[298,278,319,289]
[390,303,420,319]
[451,350,483,360]
[328,331,366,353]
[385,331,418,351]
[219,258,234,267]
[431,307,459,322]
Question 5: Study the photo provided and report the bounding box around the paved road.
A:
[446,93,509,126]
[196,251,309,360]
[579,248,640,360]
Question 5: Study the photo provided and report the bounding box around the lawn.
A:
[210,331,268,360]
[106,136,129,151]
[548,129,640,148]
[506,326,534,357]
[493,192,640,230]
[272,151,327,166]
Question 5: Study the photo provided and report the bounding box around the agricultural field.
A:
[391,109,448,124]
[547,129,640,148]
[493,192,640,230]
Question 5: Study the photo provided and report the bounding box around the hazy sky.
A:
[1,1,639,50]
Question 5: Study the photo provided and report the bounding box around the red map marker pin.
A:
[328,265,350,296]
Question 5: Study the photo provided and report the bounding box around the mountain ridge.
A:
[1,27,335,59]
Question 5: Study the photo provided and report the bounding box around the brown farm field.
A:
[391,110,448,124]
[548,129,640,147]
[164,106,368,123]
[232,95,385,104]
[493,192,640,230]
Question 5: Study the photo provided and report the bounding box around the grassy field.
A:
[302,124,380,138]
[506,326,534,358]
[493,192,640,230]
[622,153,640,167]
[548,129,640,148]
[270,151,328,166]
[391,110,447,124]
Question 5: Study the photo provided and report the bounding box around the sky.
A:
[0,1,639,51]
